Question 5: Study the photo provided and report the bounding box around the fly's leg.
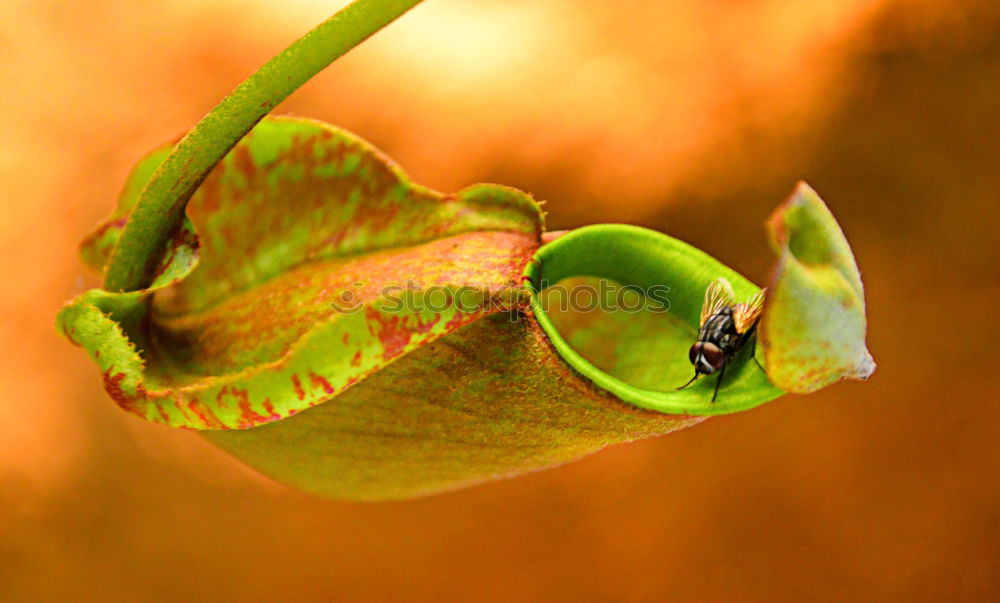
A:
[741,324,767,375]
[676,373,700,391]
[749,332,768,374]
[711,362,727,402]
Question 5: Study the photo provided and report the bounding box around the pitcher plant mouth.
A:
[524,224,784,416]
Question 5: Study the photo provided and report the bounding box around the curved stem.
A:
[104,0,425,292]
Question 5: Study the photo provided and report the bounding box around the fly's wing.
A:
[732,288,766,334]
[700,277,736,326]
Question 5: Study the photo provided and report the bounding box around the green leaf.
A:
[59,118,873,500]
[524,225,784,415]
[759,182,876,392]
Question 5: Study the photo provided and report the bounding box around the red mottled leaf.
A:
[59,117,543,429]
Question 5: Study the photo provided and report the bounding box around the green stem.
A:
[104,0,426,292]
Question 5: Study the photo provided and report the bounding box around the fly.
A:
[677,277,765,402]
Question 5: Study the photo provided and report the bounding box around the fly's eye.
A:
[700,343,725,372]
[688,343,702,365]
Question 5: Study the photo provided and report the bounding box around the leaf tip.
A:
[760,182,875,394]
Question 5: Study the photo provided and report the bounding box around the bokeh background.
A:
[2,0,998,600]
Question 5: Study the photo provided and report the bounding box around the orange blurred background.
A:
[2,0,998,600]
